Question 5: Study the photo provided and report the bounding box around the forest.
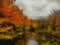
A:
[0,0,60,45]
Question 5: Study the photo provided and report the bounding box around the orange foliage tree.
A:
[0,0,36,26]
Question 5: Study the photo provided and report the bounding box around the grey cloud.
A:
[14,0,60,20]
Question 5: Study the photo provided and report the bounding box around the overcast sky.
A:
[14,0,60,20]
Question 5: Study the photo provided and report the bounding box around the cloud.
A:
[14,0,60,19]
